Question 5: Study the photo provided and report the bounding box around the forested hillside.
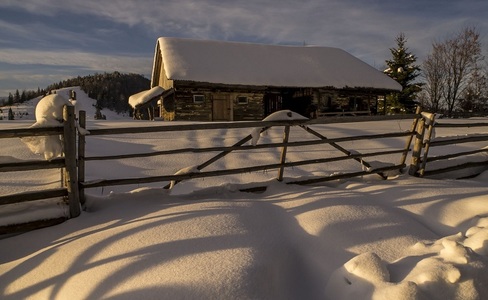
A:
[46,72,150,113]
[1,72,150,114]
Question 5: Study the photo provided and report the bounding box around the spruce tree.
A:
[8,107,14,120]
[7,93,14,106]
[384,33,422,113]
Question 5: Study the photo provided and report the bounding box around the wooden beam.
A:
[408,118,426,176]
[426,148,488,162]
[429,134,488,147]
[0,188,68,205]
[0,158,65,172]
[422,160,488,177]
[0,126,63,139]
[277,125,290,181]
[63,105,80,218]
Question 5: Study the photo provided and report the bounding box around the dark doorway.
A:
[264,93,283,116]
[282,95,312,116]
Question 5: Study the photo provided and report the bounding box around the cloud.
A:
[0,49,152,96]
[0,71,67,90]
[2,1,487,57]
[0,20,107,50]
[0,49,152,74]
[1,0,487,97]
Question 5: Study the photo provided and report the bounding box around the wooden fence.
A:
[77,113,419,199]
[409,112,488,177]
[0,106,80,234]
[6,107,487,234]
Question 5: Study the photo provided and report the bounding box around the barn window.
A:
[193,94,205,104]
[237,96,248,105]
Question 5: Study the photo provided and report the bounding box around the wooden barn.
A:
[131,37,401,121]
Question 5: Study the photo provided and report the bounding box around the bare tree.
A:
[422,27,483,115]
[460,66,488,112]
[421,44,446,112]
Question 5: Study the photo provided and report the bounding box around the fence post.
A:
[400,106,422,168]
[63,105,80,218]
[408,117,426,176]
[418,113,436,177]
[78,110,86,206]
[277,125,290,181]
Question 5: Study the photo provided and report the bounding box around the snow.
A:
[155,37,402,91]
[128,86,165,108]
[169,165,200,189]
[1,93,488,299]
[20,94,72,160]
[251,109,308,145]
[1,87,128,123]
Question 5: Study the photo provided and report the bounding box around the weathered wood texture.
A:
[409,116,488,177]
[0,188,68,205]
[63,105,80,218]
[0,126,63,139]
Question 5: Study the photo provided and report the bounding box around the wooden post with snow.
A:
[400,106,422,168]
[78,110,86,206]
[418,113,436,177]
[277,125,290,181]
[408,116,426,176]
[63,105,81,218]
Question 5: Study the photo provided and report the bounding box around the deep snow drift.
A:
[1,92,488,299]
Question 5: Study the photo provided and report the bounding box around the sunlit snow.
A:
[1,89,488,300]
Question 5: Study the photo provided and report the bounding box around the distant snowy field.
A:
[1,89,488,300]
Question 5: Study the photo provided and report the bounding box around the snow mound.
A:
[325,217,488,299]
[21,94,73,160]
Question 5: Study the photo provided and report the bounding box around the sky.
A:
[0,0,487,98]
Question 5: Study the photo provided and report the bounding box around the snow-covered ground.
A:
[1,92,488,299]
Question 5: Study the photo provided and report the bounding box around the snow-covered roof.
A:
[128,86,165,108]
[153,37,402,91]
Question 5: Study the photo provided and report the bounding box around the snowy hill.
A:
[0,87,130,121]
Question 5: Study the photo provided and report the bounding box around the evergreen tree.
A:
[8,107,14,120]
[20,90,27,103]
[7,93,14,106]
[384,33,422,113]
[14,89,20,104]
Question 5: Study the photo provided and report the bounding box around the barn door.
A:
[213,95,232,121]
